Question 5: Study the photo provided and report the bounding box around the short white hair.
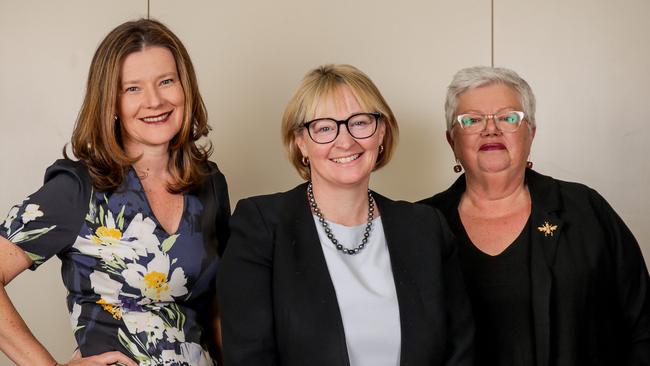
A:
[444,66,536,132]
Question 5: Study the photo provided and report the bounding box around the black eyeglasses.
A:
[301,112,380,144]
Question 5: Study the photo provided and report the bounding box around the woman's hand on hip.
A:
[60,350,138,366]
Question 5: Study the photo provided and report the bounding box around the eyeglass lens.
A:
[307,113,378,143]
[457,111,524,133]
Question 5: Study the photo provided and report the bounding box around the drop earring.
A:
[526,161,533,169]
[453,159,463,173]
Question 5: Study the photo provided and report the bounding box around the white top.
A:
[313,215,401,366]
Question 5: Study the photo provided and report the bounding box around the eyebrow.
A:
[459,107,520,114]
[121,72,178,86]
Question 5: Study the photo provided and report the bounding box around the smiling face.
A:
[295,85,385,190]
[117,46,185,154]
[448,82,535,177]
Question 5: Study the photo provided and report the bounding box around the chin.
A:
[476,157,512,172]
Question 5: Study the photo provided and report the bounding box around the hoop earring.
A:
[526,161,533,169]
[378,145,384,154]
[301,156,309,166]
[453,159,463,173]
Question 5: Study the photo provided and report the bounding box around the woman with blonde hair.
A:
[0,19,229,365]
[218,64,473,366]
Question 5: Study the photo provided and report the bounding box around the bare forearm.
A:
[0,285,57,365]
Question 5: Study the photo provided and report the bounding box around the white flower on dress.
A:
[122,250,188,303]
[122,310,167,345]
[164,325,186,343]
[21,204,44,224]
[121,213,162,253]
[2,206,19,230]
[89,271,124,319]
[2,202,55,246]
[74,213,154,263]
[122,308,187,346]
[70,302,84,332]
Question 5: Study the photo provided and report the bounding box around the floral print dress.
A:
[0,159,230,366]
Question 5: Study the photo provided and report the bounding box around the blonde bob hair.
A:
[66,18,211,193]
[281,64,399,180]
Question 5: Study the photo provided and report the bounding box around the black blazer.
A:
[420,169,650,366]
[217,183,474,366]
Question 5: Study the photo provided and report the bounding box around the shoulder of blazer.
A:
[417,169,603,218]
[236,182,310,224]
[374,191,440,220]
[374,191,449,241]
[525,168,607,216]
[417,174,466,219]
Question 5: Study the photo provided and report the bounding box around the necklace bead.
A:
[308,182,374,255]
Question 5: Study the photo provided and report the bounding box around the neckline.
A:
[128,167,186,236]
[312,214,382,230]
[454,209,531,258]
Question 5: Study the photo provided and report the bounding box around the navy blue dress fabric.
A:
[0,159,229,365]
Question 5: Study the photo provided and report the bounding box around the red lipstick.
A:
[479,143,506,151]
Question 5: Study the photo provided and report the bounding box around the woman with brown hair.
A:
[217,64,473,366]
[0,19,229,365]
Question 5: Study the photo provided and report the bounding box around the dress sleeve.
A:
[592,190,650,365]
[0,159,90,270]
[217,197,278,366]
[433,208,475,366]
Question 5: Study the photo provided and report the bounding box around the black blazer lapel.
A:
[282,184,351,365]
[376,193,432,365]
[527,169,564,366]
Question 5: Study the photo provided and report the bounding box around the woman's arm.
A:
[0,237,138,366]
[0,162,138,365]
[0,236,56,365]
[593,191,650,365]
[217,198,278,366]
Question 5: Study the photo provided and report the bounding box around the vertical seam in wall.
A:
[147,0,150,19]
[491,0,494,67]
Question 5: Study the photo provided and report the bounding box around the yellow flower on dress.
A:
[97,298,122,319]
[75,213,153,263]
[123,250,188,303]
[92,226,123,244]
[143,271,171,299]
[89,271,123,319]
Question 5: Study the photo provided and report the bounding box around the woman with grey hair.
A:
[420,66,649,365]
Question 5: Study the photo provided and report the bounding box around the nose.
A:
[334,123,356,147]
[144,87,163,109]
[481,114,502,135]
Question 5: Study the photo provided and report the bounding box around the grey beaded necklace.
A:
[307,182,374,255]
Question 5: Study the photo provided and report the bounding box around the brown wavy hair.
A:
[65,18,211,193]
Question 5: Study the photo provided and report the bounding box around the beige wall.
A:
[1,0,648,364]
